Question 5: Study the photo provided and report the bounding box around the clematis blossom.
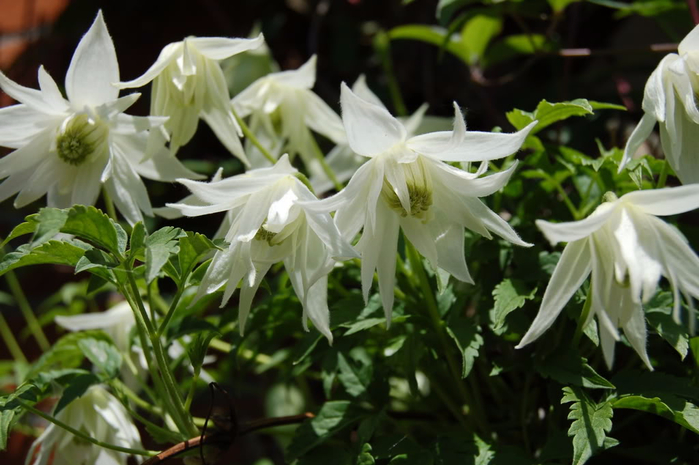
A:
[621,25,699,184]
[311,83,536,322]
[26,385,142,465]
[118,33,265,163]
[0,11,201,225]
[517,185,699,369]
[167,155,357,342]
[232,55,346,178]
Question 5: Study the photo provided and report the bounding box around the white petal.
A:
[238,262,272,335]
[0,170,33,204]
[679,24,699,55]
[304,90,346,144]
[201,94,249,165]
[118,42,181,88]
[37,66,69,112]
[0,128,52,178]
[469,198,531,247]
[401,216,438,266]
[0,70,57,114]
[303,276,333,343]
[71,159,107,207]
[516,239,591,348]
[299,200,358,260]
[66,11,119,107]
[190,34,265,60]
[351,74,385,108]
[193,247,235,304]
[668,58,699,124]
[273,54,317,89]
[536,202,616,245]
[430,158,518,198]
[642,54,676,122]
[619,113,656,171]
[340,82,405,157]
[104,150,152,224]
[623,184,699,216]
[621,297,653,370]
[431,213,473,284]
[401,103,429,136]
[14,159,58,207]
[0,105,58,148]
[659,97,699,184]
[132,148,204,182]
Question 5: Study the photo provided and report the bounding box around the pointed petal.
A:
[340,82,405,157]
[0,170,32,204]
[190,34,265,60]
[516,239,592,348]
[401,103,429,136]
[118,42,180,88]
[104,150,152,224]
[273,54,317,89]
[132,147,205,182]
[621,298,653,370]
[468,198,531,247]
[352,74,385,108]
[402,216,438,266]
[430,158,518,198]
[0,70,57,114]
[37,66,69,112]
[623,184,699,216]
[0,129,52,178]
[0,105,58,148]
[71,159,107,206]
[238,262,272,335]
[66,11,119,107]
[431,214,473,284]
[303,276,333,343]
[201,101,249,166]
[14,159,58,207]
[619,113,656,171]
[679,24,699,55]
[536,202,616,245]
[642,55,676,122]
[304,90,346,144]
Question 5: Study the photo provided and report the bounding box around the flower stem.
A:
[405,241,489,435]
[4,270,50,351]
[375,30,407,117]
[309,135,343,192]
[157,287,184,336]
[656,160,669,188]
[102,186,119,223]
[231,107,277,165]
[0,310,27,363]
[17,399,155,457]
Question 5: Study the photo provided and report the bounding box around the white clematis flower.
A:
[118,33,265,163]
[232,55,346,177]
[168,155,357,342]
[621,25,699,184]
[26,385,142,465]
[0,11,201,225]
[517,185,699,369]
[312,83,535,322]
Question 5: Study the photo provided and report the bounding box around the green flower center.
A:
[381,158,433,220]
[254,226,278,245]
[56,114,107,166]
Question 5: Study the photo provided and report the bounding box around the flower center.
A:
[56,114,107,166]
[381,158,433,220]
[254,226,278,245]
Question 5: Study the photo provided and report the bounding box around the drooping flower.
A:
[0,11,201,225]
[621,25,699,184]
[310,83,535,321]
[167,155,357,342]
[232,55,346,178]
[517,185,699,369]
[118,33,265,163]
[26,385,142,465]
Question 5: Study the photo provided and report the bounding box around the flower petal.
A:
[238,262,272,335]
[619,113,656,171]
[679,24,699,55]
[431,213,473,284]
[190,34,265,60]
[0,70,57,114]
[536,202,616,245]
[118,42,180,88]
[340,82,405,157]
[71,159,107,207]
[430,158,518,198]
[38,66,69,113]
[104,150,152,225]
[304,90,346,144]
[273,54,317,89]
[516,239,591,348]
[623,184,699,216]
[642,54,676,122]
[0,105,58,148]
[66,11,120,107]
[14,159,58,207]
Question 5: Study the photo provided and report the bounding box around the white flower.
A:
[118,33,264,164]
[0,11,201,225]
[310,75,438,195]
[168,155,357,342]
[311,83,535,321]
[621,25,699,184]
[232,55,346,177]
[26,385,142,465]
[517,185,699,369]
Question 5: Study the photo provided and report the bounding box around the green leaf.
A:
[130,222,147,252]
[342,316,408,336]
[187,331,219,374]
[388,25,467,63]
[612,395,699,435]
[337,352,371,398]
[460,11,502,65]
[645,292,689,359]
[178,232,218,285]
[446,316,483,378]
[436,0,480,23]
[548,0,581,12]
[74,248,118,274]
[0,410,14,450]
[287,401,365,460]
[143,227,182,284]
[53,372,101,415]
[25,331,114,380]
[491,279,536,331]
[561,386,616,465]
[690,337,699,368]
[507,99,595,134]
[0,240,89,277]
[62,205,127,256]
[536,349,615,389]
[483,34,554,68]
[77,338,122,380]
[357,443,376,465]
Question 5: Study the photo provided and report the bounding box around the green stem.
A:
[656,159,669,188]
[405,241,489,435]
[231,106,277,165]
[0,310,27,363]
[17,400,155,457]
[5,271,50,351]
[183,369,200,412]
[532,170,579,220]
[309,136,343,192]
[110,378,162,416]
[102,186,119,223]
[157,287,184,336]
[573,282,594,346]
[375,30,407,117]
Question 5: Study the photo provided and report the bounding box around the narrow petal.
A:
[0,129,52,178]
[642,55,676,122]
[623,184,699,216]
[104,150,152,224]
[273,54,317,89]
[118,42,180,88]
[469,198,531,247]
[679,24,699,55]
[0,70,57,114]
[0,170,32,204]
[132,147,205,182]
[621,298,653,370]
[303,276,333,343]
[430,158,518,198]
[0,105,58,148]
[71,159,107,207]
[431,214,473,284]
[401,216,438,266]
[238,262,272,335]
[66,11,119,107]
[536,202,616,245]
[619,113,656,171]
[340,82,405,157]
[190,34,265,60]
[516,239,592,348]
[401,103,429,136]
[14,159,58,207]
[304,90,346,144]
[37,66,69,113]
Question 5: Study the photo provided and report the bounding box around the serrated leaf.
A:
[25,331,113,380]
[536,349,615,389]
[53,372,101,415]
[77,338,122,380]
[561,386,616,465]
[646,292,689,359]
[130,222,147,252]
[178,232,217,285]
[483,34,555,69]
[0,240,89,277]
[337,353,370,398]
[491,279,536,331]
[187,331,219,373]
[446,316,483,378]
[74,248,118,274]
[612,395,699,435]
[287,401,365,460]
[144,227,182,283]
[62,205,127,256]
